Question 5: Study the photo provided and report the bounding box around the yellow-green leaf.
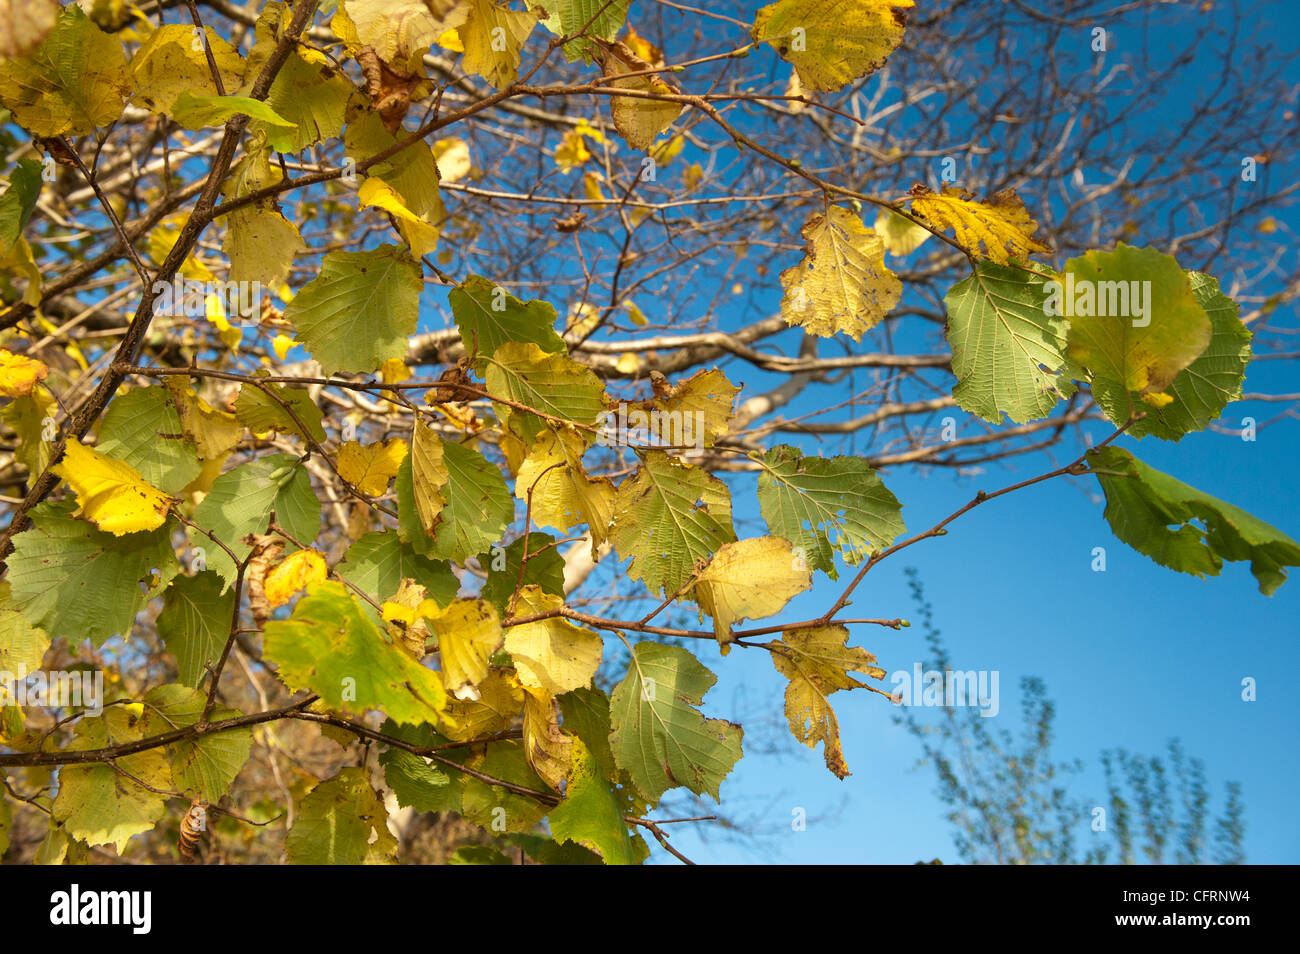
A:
[779,206,901,340]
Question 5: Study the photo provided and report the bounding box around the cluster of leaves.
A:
[0,0,1295,865]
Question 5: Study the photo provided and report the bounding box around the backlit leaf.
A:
[53,440,173,535]
[779,206,902,340]
[909,184,1051,265]
[769,624,885,778]
[263,581,448,724]
[752,0,912,92]
[610,642,742,803]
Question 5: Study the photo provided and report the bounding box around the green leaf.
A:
[7,502,179,648]
[943,262,1070,424]
[1063,245,1212,423]
[286,766,396,864]
[261,50,351,153]
[609,452,736,598]
[338,531,459,608]
[52,707,172,853]
[171,91,297,138]
[1128,272,1251,440]
[453,739,551,832]
[0,4,128,136]
[142,684,251,802]
[450,274,566,369]
[377,721,459,813]
[485,341,607,442]
[756,444,904,579]
[1090,446,1300,595]
[477,533,566,615]
[234,378,327,444]
[263,581,448,723]
[397,440,514,564]
[221,147,305,288]
[283,245,422,375]
[0,581,50,673]
[34,826,70,866]
[609,642,743,803]
[191,454,321,588]
[558,685,617,780]
[548,737,637,864]
[527,0,630,62]
[0,158,42,257]
[505,832,605,864]
[156,572,235,688]
[97,386,202,494]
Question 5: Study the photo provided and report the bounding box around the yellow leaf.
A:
[623,25,661,64]
[623,300,647,326]
[692,537,812,644]
[521,684,572,791]
[411,418,450,535]
[0,349,47,397]
[358,176,441,257]
[779,206,901,340]
[582,170,608,204]
[458,0,537,89]
[555,130,593,173]
[873,206,930,256]
[554,119,604,173]
[648,134,685,166]
[784,69,805,113]
[337,0,465,68]
[53,441,173,535]
[908,184,1051,265]
[129,23,245,115]
[380,578,432,658]
[515,427,617,552]
[436,27,464,52]
[380,356,411,385]
[148,218,214,282]
[423,598,502,700]
[751,0,912,93]
[263,549,328,609]
[629,367,739,450]
[164,378,242,461]
[432,137,472,182]
[440,667,523,742]
[337,438,407,496]
[0,4,128,136]
[770,625,886,778]
[272,334,296,361]
[615,352,642,374]
[603,64,682,151]
[503,586,602,695]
